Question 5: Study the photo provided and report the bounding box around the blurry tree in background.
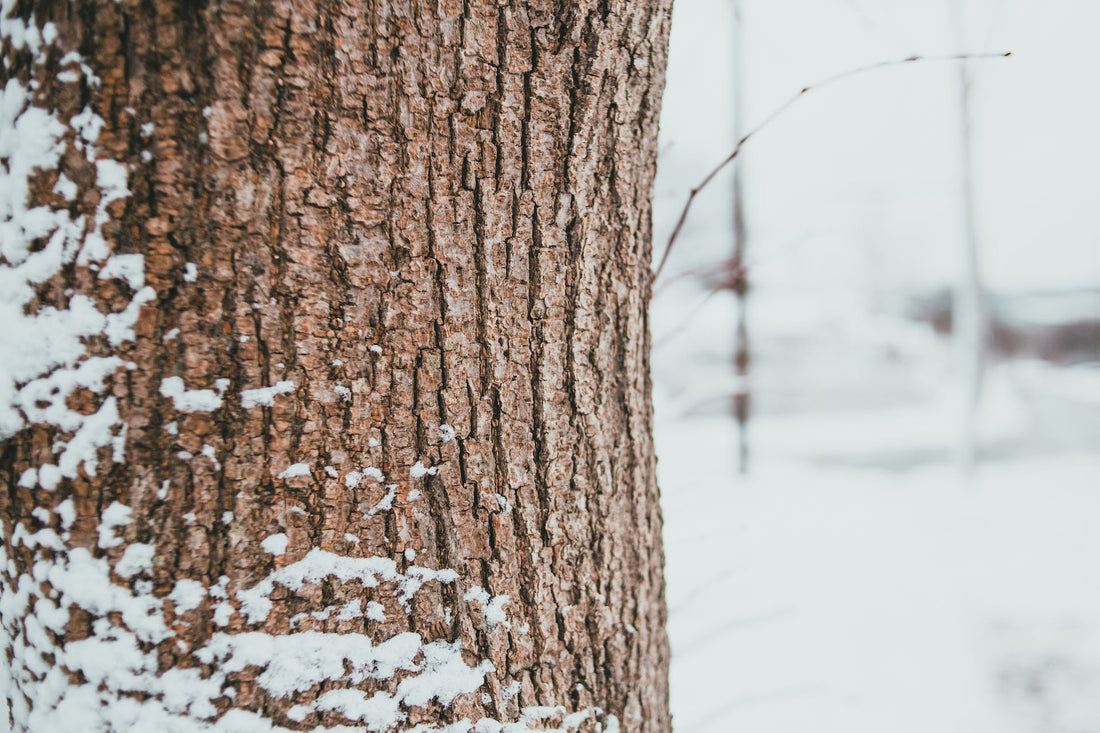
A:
[731,0,751,475]
[0,1,673,730]
[951,0,988,473]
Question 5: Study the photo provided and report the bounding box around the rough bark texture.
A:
[1,0,673,730]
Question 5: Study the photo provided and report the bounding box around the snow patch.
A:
[96,502,131,548]
[261,533,288,557]
[169,579,205,613]
[236,549,459,623]
[240,381,295,408]
[367,485,397,516]
[410,461,438,479]
[158,376,225,413]
[276,463,310,480]
[0,57,146,491]
[113,542,154,578]
[463,587,511,631]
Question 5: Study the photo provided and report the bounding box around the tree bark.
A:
[0,1,672,731]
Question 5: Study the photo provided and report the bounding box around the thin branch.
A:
[651,50,1012,282]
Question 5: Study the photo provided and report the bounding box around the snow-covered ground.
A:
[654,317,1100,731]
[658,399,1100,732]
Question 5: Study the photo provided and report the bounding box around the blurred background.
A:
[650,0,1100,730]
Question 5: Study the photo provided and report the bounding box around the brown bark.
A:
[1,1,672,730]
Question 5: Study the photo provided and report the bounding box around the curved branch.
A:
[652,51,1012,282]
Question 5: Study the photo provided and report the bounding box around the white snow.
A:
[410,461,437,479]
[158,376,224,413]
[34,464,58,491]
[463,587,511,631]
[289,599,365,628]
[113,543,154,578]
[463,587,488,605]
[96,253,144,289]
[200,444,220,470]
[0,55,145,492]
[54,499,74,530]
[240,381,296,408]
[261,533,288,556]
[17,468,36,488]
[211,602,233,627]
[661,410,1100,733]
[236,549,458,623]
[52,172,76,199]
[336,599,363,621]
[483,596,510,631]
[276,463,310,480]
[366,485,397,516]
[96,502,131,548]
[168,579,205,613]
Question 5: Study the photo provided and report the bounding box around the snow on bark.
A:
[158,376,228,413]
[240,381,297,409]
[1,508,615,732]
[0,8,150,494]
[2,1,668,729]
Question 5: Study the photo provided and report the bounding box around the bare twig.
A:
[651,50,1012,282]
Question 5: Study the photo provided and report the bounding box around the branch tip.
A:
[652,50,1014,282]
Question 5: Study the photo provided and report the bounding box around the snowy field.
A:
[657,396,1100,732]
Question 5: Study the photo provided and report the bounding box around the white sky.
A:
[655,0,1100,295]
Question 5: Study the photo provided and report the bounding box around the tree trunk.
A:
[0,1,672,731]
